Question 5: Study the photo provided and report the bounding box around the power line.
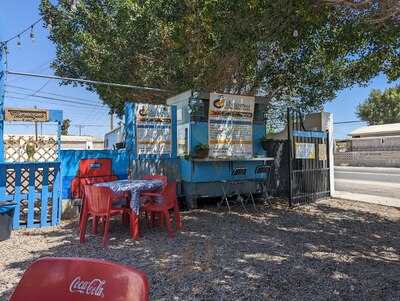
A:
[5,122,108,127]
[72,124,109,127]
[5,94,109,110]
[334,120,366,125]
[5,95,106,110]
[6,84,105,104]
[5,90,108,108]
[20,80,51,100]
[0,18,43,46]
[0,0,62,48]
[7,70,172,93]
[5,91,107,109]
[5,60,52,84]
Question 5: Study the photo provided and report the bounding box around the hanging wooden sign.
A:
[5,108,49,122]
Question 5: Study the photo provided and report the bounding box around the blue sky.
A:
[0,0,114,138]
[1,0,399,139]
[325,76,399,138]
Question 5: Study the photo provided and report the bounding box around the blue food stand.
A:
[167,90,273,208]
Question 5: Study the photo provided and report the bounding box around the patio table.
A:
[95,179,164,214]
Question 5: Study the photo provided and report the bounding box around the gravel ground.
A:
[0,198,399,300]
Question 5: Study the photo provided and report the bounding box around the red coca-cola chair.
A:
[80,185,131,246]
[141,181,182,237]
[10,257,149,301]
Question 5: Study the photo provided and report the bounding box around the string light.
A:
[30,26,35,42]
[16,35,21,48]
[0,18,42,53]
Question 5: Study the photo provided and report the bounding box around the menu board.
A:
[136,104,172,155]
[208,93,255,158]
[295,143,315,159]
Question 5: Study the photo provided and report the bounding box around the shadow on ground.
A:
[0,198,399,300]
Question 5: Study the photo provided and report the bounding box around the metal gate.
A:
[287,108,330,206]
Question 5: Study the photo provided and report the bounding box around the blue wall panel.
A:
[180,159,269,183]
[189,122,266,156]
[60,104,179,200]
[182,121,268,183]
[253,124,266,156]
[60,149,129,199]
[191,161,231,182]
[190,122,208,152]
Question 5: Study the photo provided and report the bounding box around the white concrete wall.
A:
[351,135,400,151]
[335,151,400,167]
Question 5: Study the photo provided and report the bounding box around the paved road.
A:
[335,166,400,200]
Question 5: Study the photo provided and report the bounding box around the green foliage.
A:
[25,142,36,161]
[194,143,209,158]
[356,87,400,125]
[195,144,209,151]
[61,118,71,135]
[40,0,400,115]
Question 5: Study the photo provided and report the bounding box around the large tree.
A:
[40,0,400,115]
[61,118,71,135]
[324,0,400,23]
[356,86,400,125]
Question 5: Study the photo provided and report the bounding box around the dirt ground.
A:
[0,198,399,300]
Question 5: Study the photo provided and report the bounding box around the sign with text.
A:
[135,104,172,155]
[208,93,255,158]
[5,108,49,122]
[318,144,327,161]
[295,143,316,159]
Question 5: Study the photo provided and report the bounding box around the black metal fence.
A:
[287,108,330,206]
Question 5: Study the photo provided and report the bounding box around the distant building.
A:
[5,134,104,151]
[61,135,104,150]
[104,126,124,150]
[4,134,104,162]
[334,123,400,167]
[349,123,400,138]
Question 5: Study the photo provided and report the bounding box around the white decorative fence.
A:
[5,135,58,162]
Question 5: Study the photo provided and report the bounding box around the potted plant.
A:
[194,144,209,159]
[25,141,36,162]
[260,134,275,154]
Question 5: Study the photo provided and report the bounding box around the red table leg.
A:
[130,212,140,240]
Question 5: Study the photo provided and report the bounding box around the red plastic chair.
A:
[71,158,119,199]
[141,181,182,237]
[80,185,131,246]
[141,174,168,204]
[143,175,168,186]
[10,257,149,301]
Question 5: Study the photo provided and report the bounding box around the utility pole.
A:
[34,105,38,141]
[77,125,83,136]
[110,112,114,131]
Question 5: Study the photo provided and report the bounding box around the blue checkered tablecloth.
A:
[95,179,163,214]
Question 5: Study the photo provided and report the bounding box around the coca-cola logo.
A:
[69,276,106,298]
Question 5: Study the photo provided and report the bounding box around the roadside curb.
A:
[333,191,400,208]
